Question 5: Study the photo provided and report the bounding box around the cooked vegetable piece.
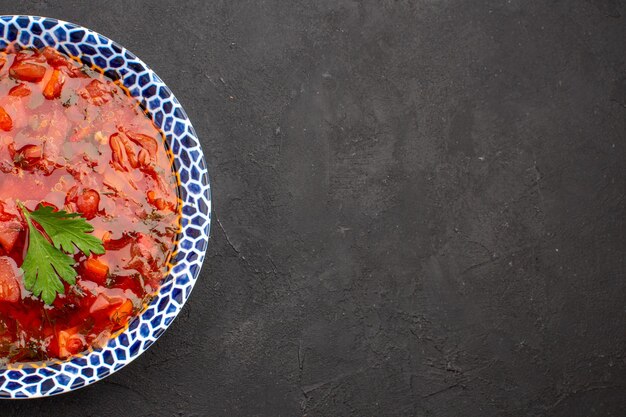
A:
[0,220,22,252]
[10,62,46,82]
[126,131,158,159]
[80,79,113,105]
[103,232,134,250]
[12,144,43,169]
[57,326,85,358]
[42,46,69,68]
[83,257,109,284]
[109,299,133,328]
[75,189,100,220]
[0,257,21,303]
[9,83,31,97]
[43,69,65,99]
[0,106,12,131]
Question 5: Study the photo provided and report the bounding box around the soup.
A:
[0,47,179,363]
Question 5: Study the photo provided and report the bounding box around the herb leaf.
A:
[20,208,77,304]
[17,203,105,304]
[27,205,105,256]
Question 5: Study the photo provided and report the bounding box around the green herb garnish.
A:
[17,202,105,304]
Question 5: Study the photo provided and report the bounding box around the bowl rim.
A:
[0,15,211,398]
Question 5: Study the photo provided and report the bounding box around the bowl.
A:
[0,15,211,398]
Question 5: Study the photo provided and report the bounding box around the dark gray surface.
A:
[1,1,625,416]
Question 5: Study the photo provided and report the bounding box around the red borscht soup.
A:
[0,47,179,363]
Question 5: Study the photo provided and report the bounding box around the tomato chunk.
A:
[12,144,43,170]
[8,83,31,97]
[42,69,65,99]
[14,50,46,64]
[42,46,69,68]
[0,220,23,253]
[147,190,175,211]
[0,256,21,303]
[9,62,46,82]
[80,79,113,105]
[0,106,12,131]
[75,188,100,220]
[83,258,109,284]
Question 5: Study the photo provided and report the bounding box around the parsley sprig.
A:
[17,202,105,304]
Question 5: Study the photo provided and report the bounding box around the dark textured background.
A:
[1,1,625,416]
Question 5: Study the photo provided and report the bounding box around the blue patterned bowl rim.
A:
[0,15,211,399]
